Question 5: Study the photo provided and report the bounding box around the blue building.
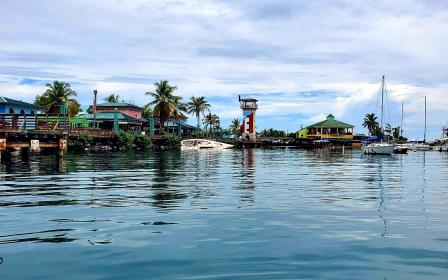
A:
[0,96,42,114]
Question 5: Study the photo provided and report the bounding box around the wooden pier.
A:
[0,113,118,158]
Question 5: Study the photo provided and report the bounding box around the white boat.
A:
[410,143,432,151]
[363,75,394,155]
[181,139,233,150]
[363,143,395,155]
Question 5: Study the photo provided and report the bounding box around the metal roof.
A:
[0,96,42,109]
[306,114,354,128]
[96,102,142,110]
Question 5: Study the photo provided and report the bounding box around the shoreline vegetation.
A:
[2,79,446,156]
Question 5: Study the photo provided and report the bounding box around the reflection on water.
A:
[1,149,448,279]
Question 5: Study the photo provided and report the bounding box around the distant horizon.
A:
[1,0,447,140]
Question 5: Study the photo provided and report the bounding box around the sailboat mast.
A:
[424,96,427,143]
[381,75,385,134]
[400,102,403,137]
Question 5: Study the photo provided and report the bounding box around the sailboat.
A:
[363,75,394,155]
[393,102,408,154]
[409,96,431,151]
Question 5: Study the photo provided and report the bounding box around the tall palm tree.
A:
[229,118,241,137]
[34,81,79,116]
[203,113,220,138]
[187,96,211,134]
[104,94,120,103]
[363,113,380,136]
[146,80,179,132]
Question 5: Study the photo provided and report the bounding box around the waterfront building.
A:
[74,112,146,132]
[96,102,143,119]
[297,114,354,141]
[0,96,41,114]
[239,96,258,142]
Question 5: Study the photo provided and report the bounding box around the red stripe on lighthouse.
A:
[248,113,254,133]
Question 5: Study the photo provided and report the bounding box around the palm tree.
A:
[171,96,188,134]
[142,103,153,119]
[363,113,380,136]
[187,96,211,134]
[146,80,179,132]
[104,94,120,103]
[229,118,241,138]
[203,113,220,138]
[34,81,79,116]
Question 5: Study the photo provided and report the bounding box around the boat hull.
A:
[363,144,394,155]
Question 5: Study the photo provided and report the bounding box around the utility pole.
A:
[93,89,97,128]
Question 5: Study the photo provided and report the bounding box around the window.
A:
[9,108,14,113]
[20,109,25,114]
[31,111,35,114]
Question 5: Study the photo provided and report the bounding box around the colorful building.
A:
[0,96,41,114]
[95,102,143,119]
[239,96,258,142]
[297,114,354,140]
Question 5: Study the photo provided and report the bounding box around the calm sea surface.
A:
[0,148,447,279]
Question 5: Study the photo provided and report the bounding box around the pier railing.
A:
[0,113,69,131]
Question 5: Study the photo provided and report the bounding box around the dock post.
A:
[0,139,6,160]
[58,138,67,157]
[30,139,40,153]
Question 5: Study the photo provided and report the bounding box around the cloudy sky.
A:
[1,0,447,139]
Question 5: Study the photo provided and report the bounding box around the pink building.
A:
[96,102,143,119]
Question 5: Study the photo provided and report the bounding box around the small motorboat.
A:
[363,142,394,155]
[181,139,233,150]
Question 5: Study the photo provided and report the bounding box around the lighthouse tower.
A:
[239,95,258,142]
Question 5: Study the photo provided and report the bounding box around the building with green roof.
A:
[297,114,355,140]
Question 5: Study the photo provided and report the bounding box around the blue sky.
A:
[1,0,447,140]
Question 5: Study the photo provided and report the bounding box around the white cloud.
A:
[0,0,447,139]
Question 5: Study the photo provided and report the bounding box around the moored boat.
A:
[363,143,395,155]
[181,139,233,150]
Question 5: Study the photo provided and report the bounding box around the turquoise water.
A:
[0,149,447,279]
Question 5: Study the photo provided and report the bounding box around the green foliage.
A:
[229,118,241,138]
[116,131,136,150]
[104,94,121,103]
[257,128,287,138]
[69,133,92,150]
[163,133,181,149]
[187,96,211,130]
[134,134,153,150]
[116,131,154,150]
[362,113,380,136]
[146,80,183,130]
[35,81,80,116]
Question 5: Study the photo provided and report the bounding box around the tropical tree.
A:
[203,113,220,137]
[170,96,188,133]
[363,113,380,136]
[187,96,211,133]
[34,81,80,116]
[142,103,153,119]
[257,128,286,138]
[104,94,121,103]
[145,80,180,132]
[229,118,241,138]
